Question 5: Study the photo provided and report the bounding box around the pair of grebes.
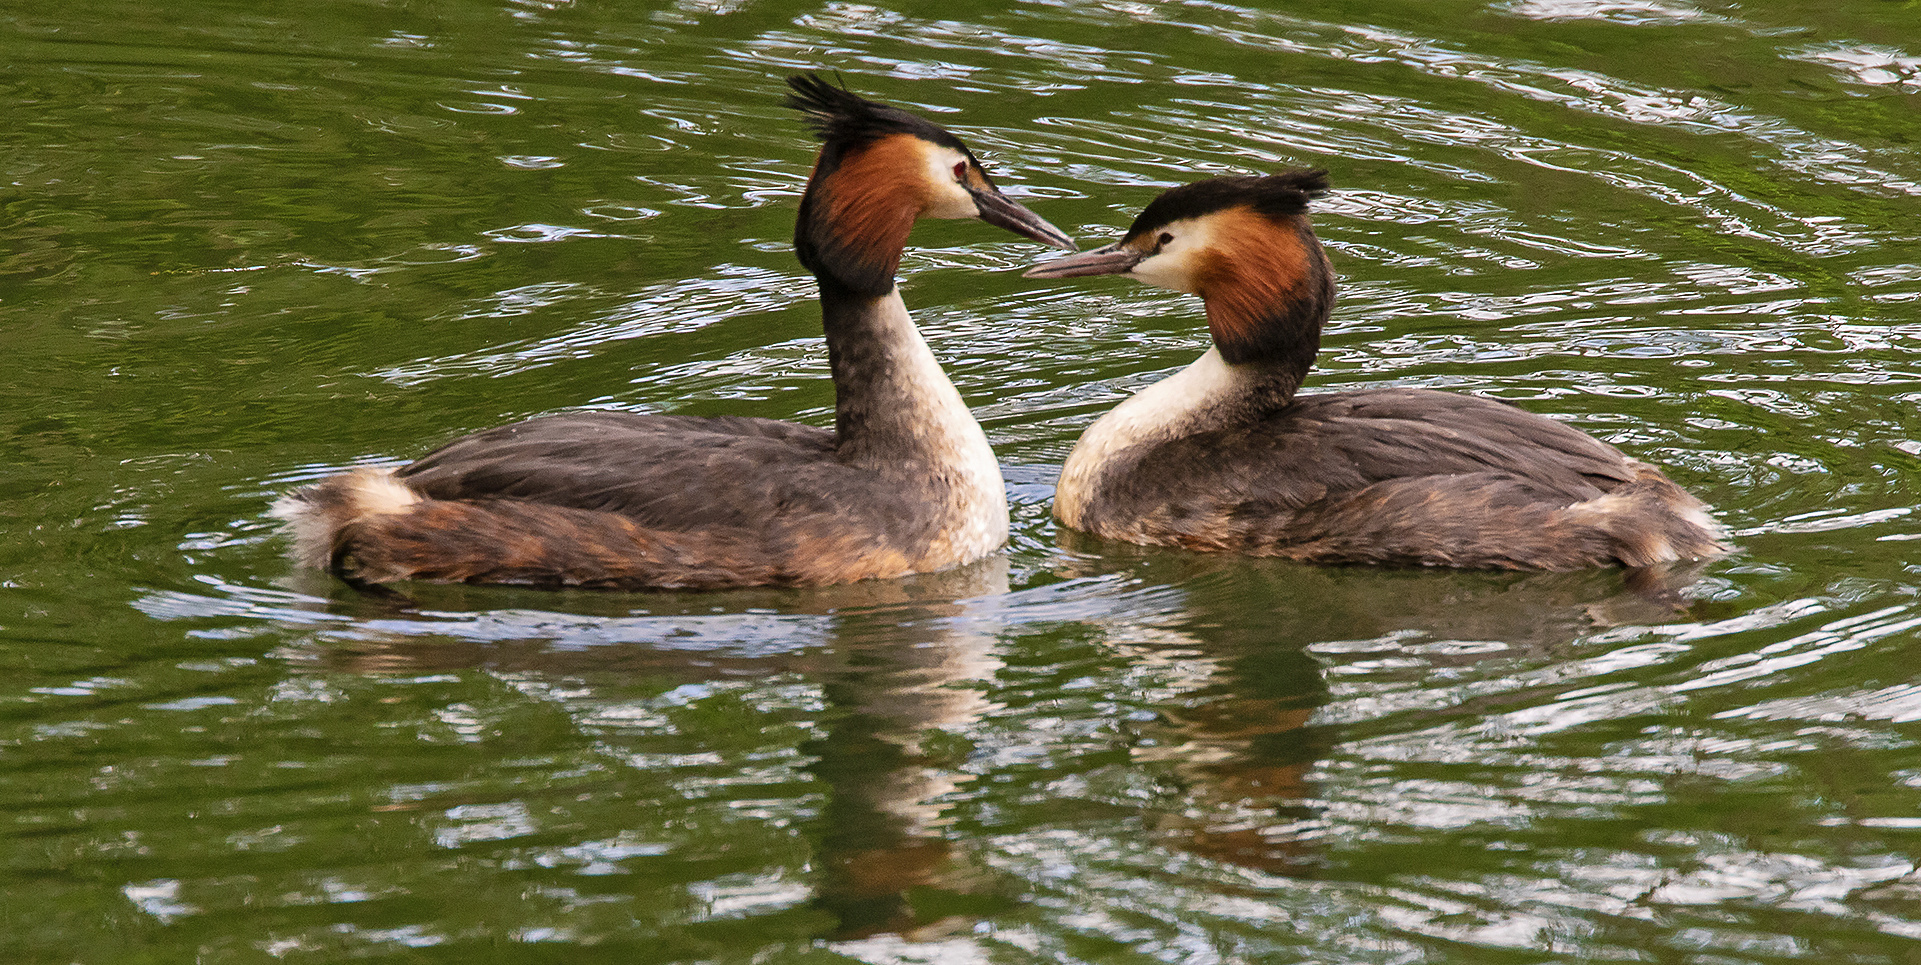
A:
[278,75,1725,591]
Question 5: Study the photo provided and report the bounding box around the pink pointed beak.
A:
[1023,242,1145,278]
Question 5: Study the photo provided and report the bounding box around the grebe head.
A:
[786,74,1074,297]
[1026,169,1336,368]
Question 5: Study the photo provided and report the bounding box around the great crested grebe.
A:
[274,75,1074,590]
[1025,169,1725,570]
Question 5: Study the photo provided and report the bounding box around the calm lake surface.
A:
[5,0,1920,961]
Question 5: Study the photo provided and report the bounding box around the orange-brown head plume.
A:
[1026,169,1335,376]
[1124,170,1334,367]
[1191,207,1334,373]
[796,133,928,298]
[785,74,1072,298]
[787,75,973,296]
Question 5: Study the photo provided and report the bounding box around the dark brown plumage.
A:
[275,75,1074,590]
[1027,170,1725,571]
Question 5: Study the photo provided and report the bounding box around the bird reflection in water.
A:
[1055,534,1719,876]
[276,542,1719,938]
[291,558,1013,943]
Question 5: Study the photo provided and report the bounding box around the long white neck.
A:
[1055,346,1248,528]
[822,285,1009,559]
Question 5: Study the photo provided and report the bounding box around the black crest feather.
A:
[1122,169,1331,244]
[784,74,970,155]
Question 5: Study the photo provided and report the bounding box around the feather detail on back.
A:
[1058,387,1726,570]
[323,485,922,590]
[275,399,1004,589]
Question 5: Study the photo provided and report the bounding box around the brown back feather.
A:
[1068,388,1723,569]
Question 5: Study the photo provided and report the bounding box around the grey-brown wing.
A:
[1092,388,1636,527]
[395,411,863,531]
[1304,388,1636,492]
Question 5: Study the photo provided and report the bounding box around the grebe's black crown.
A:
[784,73,974,158]
[1122,168,1331,244]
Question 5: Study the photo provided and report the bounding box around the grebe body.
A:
[275,75,1073,590]
[1028,170,1723,570]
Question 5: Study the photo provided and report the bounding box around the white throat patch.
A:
[1054,347,1243,527]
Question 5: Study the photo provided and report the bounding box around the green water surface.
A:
[4,0,1921,961]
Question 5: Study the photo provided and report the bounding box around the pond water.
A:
[5,0,1921,961]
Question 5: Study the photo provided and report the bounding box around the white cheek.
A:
[1127,217,1214,294]
[921,149,979,220]
[1131,247,1204,294]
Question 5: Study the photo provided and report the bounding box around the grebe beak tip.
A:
[971,188,1076,250]
[1022,243,1142,279]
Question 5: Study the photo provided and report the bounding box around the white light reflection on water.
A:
[1501,0,1726,26]
[1796,43,1921,91]
[16,0,1921,959]
[366,268,805,386]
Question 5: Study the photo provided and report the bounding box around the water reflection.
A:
[802,604,1007,940]
[1119,620,1331,876]
[1180,571,1705,877]
[264,560,1009,942]
[138,543,1722,941]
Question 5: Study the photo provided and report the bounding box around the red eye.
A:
[952,161,967,181]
